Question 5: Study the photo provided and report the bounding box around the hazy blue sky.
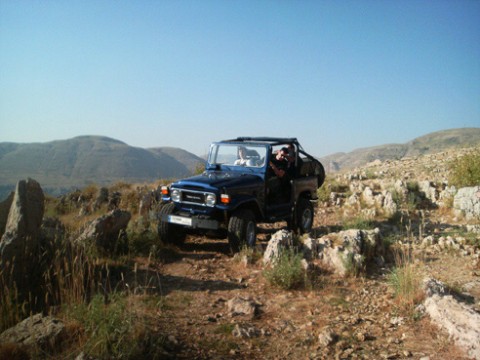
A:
[1,1,479,157]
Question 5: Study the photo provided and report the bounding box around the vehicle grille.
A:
[172,188,214,207]
[181,191,205,204]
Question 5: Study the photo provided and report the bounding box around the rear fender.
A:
[293,178,318,201]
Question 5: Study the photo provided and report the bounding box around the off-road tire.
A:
[157,203,186,245]
[228,209,256,253]
[295,198,314,234]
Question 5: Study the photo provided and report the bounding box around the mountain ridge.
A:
[1,128,479,200]
[320,127,480,171]
[0,136,203,199]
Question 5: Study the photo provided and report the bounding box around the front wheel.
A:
[295,198,314,234]
[227,209,256,253]
[157,203,186,245]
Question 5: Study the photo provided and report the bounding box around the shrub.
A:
[264,248,305,290]
[387,248,422,311]
[448,150,480,188]
[81,184,99,201]
[342,216,375,230]
[317,177,349,203]
[127,219,159,256]
[63,293,141,359]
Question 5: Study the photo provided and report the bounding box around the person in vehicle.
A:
[234,147,249,166]
[268,147,292,202]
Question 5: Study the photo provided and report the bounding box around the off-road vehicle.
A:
[158,137,325,251]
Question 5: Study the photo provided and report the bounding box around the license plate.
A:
[168,215,192,226]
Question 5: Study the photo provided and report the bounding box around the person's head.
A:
[238,146,247,158]
[276,147,289,160]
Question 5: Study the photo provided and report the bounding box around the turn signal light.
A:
[161,186,169,195]
[220,194,230,204]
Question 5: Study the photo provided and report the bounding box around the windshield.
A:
[208,143,267,168]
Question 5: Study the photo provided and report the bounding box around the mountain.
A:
[1,128,478,200]
[0,136,204,199]
[320,128,480,172]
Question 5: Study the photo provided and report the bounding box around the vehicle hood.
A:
[172,171,263,191]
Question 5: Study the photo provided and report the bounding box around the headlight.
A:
[171,189,181,202]
[205,193,216,207]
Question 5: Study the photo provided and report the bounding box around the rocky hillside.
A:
[0,136,203,199]
[321,127,480,172]
[1,145,479,359]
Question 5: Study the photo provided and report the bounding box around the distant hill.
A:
[1,128,479,200]
[0,136,204,199]
[320,128,480,172]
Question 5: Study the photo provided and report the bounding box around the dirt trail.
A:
[140,230,473,360]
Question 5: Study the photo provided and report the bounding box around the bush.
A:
[387,249,422,311]
[317,177,349,203]
[448,150,480,188]
[63,293,141,359]
[264,248,305,290]
[342,216,375,230]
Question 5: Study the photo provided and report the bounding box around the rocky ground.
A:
[141,147,480,359]
[1,147,479,360]
[138,224,478,359]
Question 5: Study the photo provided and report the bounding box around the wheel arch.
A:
[228,200,263,222]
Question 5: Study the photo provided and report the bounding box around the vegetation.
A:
[63,294,139,358]
[264,247,305,290]
[317,176,350,203]
[448,150,480,188]
[2,138,480,358]
[342,215,375,230]
[387,248,423,312]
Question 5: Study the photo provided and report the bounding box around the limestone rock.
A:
[0,314,66,354]
[75,209,131,252]
[263,230,293,265]
[453,186,480,220]
[423,278,480,359]
[0,179,45,290]
[226,296,259,319]
[316,229,383,276]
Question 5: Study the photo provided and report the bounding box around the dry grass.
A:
[387,246,424,312]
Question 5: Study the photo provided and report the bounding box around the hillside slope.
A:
[0,136,203,198]
[321,127,480,171]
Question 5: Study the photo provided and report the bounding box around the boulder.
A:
[419,180,439,203]
[263,230,293,265]
[453,186,480,220]
[316,229,383,276]
[382,191,398,216]
[423,278,480,359]
[0,314,66,355]
[0,179,45,290]
[226,296,260,319]
[75,209,131,252]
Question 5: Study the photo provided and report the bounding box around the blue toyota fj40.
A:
[158,137,325,252]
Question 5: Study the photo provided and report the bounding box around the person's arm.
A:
[269,161,285,177]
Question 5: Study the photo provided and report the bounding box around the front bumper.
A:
[160,214,219,230]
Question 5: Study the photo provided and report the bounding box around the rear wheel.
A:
[157,203,186,245]
[295,198,314,234]
[228,209,256,253]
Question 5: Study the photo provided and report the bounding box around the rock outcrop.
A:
[0,313,66,355]
[454,186,480,220]
[75,209,131,253]
[423,278,480,359]
[0,179,45,291]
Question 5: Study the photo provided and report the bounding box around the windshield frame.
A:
[207,142,268,171]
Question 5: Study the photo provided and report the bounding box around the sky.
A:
[1,1,479,157]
